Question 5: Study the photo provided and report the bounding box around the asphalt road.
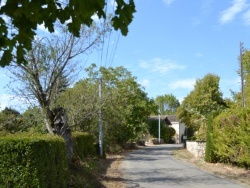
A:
[121,144,246,188]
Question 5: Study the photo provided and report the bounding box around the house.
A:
[149,115,185,144]
[165,115,185,144]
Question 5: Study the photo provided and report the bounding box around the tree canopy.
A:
[57,64,157,147]
[177,74,228,139]
[155,94,180,115]
[0,0,136,67]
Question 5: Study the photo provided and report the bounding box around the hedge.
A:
[71,132,97,160]
[0,134,68,188]
[213,108,250,169]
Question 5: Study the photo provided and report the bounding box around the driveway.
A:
[121,144,246,188]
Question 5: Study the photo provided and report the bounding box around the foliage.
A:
[56,79,100,133]
[22,106,47,133]
[0,0,136,67]
[204,115,215,163]
[71,132,97,160]
[0,133,68,187]
[212,108,250,168]
[155,94,180,115]
[7,23,109,134]
[58,64,157,149]
[0,107,28,133]
[147,119,176,143]
[177,74,228,137]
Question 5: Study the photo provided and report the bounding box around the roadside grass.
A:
[69,157,107,188]
[68,154,125,188]
[172,148,250,187]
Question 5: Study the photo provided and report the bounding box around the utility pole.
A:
[158,108,161,144]
[240,42,245,108]
[99,78,103,157]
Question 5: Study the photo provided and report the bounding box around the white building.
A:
[149,115,186,144]
[165,115,185,144]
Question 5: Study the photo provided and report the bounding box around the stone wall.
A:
[186,141,206,159]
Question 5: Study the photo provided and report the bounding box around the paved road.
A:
[121,144,246,188]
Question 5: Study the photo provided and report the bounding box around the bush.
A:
[213,108,250,168]
[205,115,215,163]
[0,134,68,188]
[147,119,175,143]
[71,132,97,160]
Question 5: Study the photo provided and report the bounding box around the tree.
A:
[147,119,176,143]
[0,107,26,133]
[7,24,108,161]
[177,74,228,139]
[21,106,47,133]
[155,94,180,115]
[0,0,136,67]
[57,64,157,148]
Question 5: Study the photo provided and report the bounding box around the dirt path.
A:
[102,146,250,188]
[101,154,126,188]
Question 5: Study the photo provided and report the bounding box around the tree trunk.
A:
[43,107,73,163]
[52,107,73,163]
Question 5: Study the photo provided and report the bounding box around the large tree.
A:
[177,73,228,139]
[0,0,136,67]
[155,94,180,115]
[7,23,109,161]
[57,64,157,148]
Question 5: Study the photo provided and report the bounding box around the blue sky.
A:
[1,0,250,110]
[110,0,250,100]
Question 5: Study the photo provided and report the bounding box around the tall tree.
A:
[177,74,228,138]
[155,94,180,115]
[0,0,136,67]
[0,107,25,133]
[57,64,157,148]
[7,24,109,161]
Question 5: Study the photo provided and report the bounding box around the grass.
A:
[68,157,106,188]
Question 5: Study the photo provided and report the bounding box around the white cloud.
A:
[0,94,14,111]
[219,0,247,24]
[0,94,29,112]
[91,14,100,22]
[0,0,6,7]
[37,22,59,35]
[163,0,175,6]
[243,9,250,25]
[37,23,49,33]
[139,58,186,74]
[168,78,196,90]
[139,79,150,88]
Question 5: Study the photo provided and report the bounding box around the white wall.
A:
[186,141,206,158]
[169,122,186,143]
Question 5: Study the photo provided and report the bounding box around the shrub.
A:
[0,134,68,188]
[205,115,215,163]
[213,108,250,168]
[71,132,97,160]
[147,119,175,143]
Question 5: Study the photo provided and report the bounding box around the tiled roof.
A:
[149,115,179,125]
[165,115,179,122]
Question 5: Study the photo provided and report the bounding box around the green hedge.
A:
[0,134,68,188]
[213,108,250,168]
[72,132,97,160]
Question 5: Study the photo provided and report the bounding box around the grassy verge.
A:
[172,148,250,187]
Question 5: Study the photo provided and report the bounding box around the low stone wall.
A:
[186,141,206,159]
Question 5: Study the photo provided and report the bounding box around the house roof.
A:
[149,115,180,125]
[149,115,172,125]
[165,115,179,122]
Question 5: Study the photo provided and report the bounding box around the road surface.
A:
[121,144,246,188]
